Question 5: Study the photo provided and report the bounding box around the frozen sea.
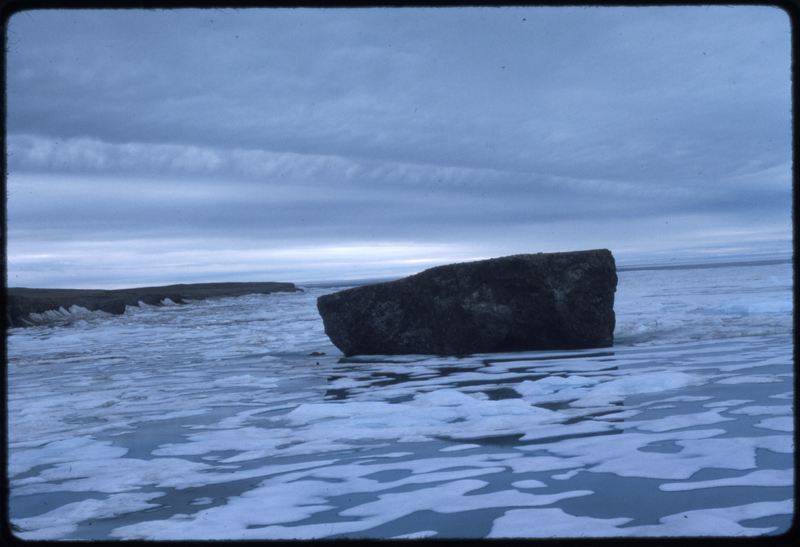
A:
[7,258,794,539]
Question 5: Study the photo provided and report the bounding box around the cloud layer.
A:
[6,7,792,287]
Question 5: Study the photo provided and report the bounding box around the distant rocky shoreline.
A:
[6,282,300,327]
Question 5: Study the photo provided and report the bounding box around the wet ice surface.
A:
[7,261,794,538]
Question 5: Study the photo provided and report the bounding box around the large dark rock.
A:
[6,282,300,327]
[317,249,617,356]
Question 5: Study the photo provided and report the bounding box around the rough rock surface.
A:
[317,249,617,356]
[7,282,299,327]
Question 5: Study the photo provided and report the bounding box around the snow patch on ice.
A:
[717,375,782,385]
[535,428,779,480]
[489,507,632,537]
[551,469,582,480]
[440,444,481,452]
[13,492,162,540]
[512,479,547,489]
[489,499,793,537]
[282,388,562,444]
[9,436,127,476]
[625,410,733,433]
[753,417,793,432]
[704,399,754,408]
[729,405,792,416]
[659,469,793,491]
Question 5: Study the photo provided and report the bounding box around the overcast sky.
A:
[5,6,792,288]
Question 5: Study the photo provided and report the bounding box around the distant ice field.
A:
[7,260,794,539]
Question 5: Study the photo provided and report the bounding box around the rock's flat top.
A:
[7,282,299,327]
[317,249,617,356]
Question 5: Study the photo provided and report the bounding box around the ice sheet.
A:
[8,262,794,539]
